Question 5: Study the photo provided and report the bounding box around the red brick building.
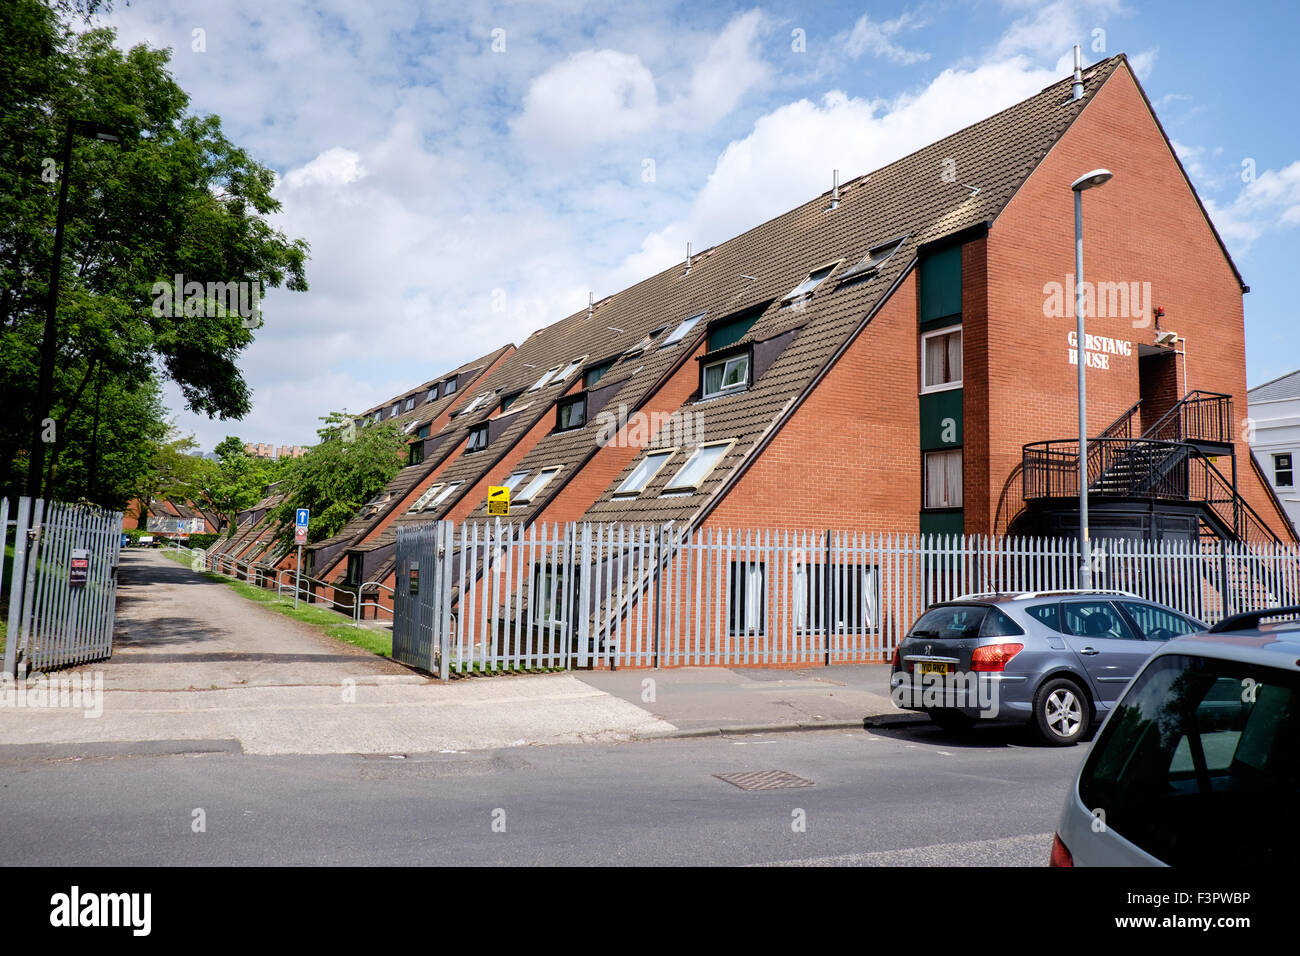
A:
[221,54,1295,618]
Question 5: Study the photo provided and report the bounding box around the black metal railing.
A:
[1143,390,1233,445]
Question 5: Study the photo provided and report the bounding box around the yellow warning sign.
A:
[487,485,510,517]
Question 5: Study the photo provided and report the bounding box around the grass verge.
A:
[158,548,392,658]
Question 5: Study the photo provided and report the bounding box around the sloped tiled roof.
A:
[1248,369,1300,403]
[430,56,1127,532]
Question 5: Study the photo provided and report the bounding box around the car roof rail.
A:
[950,588,1142,602]
[1208,606,1300,633]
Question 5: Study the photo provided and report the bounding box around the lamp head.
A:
[1071,168,1113,192]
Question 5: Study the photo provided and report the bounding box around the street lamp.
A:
[1070,168,1113,589]
[26,118,128,499]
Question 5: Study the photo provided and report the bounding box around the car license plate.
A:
[918,661,951,676]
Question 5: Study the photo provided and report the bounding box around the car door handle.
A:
[1079,646,1099,656]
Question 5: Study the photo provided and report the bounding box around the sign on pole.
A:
[294,509,309,608]
[69,549,89,588]
[487,486,510,517]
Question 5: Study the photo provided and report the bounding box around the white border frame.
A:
[920,324,963,394]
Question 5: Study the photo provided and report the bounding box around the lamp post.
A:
[1070,168,1113,589]
[26,118,125,499]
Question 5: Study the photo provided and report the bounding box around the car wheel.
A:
[929,709,976,732]
[1032,678,1091,746]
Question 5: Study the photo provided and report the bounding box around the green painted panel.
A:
[919,246,961,323]
[708,314,758,351]
[920,510,965,537]
[920,388,963,450]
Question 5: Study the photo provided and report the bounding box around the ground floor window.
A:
[729,561,766,635]
[792,563,880,632]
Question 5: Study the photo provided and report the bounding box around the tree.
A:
[266,414,408,550]
[0,0,309,499]
[195,436,276,535]
[135,426,209,512]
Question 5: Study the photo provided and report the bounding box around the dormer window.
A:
[404,397,415,411]
[556,395,586,431]
[702,353,750,398]
[499,390,524,412]
[409,441,425,466]
[444,375,458,394]
[782,262,838,303]
[466,424,488,452]
[584,359,616,388]
[388,404,399,419]
[425,386,438,403]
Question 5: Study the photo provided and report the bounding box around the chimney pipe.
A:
[830,169,840,209]
[586,290,594,319]
[684,241,692,275]
[1072,44,1084,101]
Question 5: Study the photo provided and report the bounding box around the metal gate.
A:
[2,496,124,676]
[393,520,1300,677]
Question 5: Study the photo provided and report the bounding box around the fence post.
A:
[3,497,29,677]
[823,529,832,666]
[651,524,664,669]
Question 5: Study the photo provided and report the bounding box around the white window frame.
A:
[460,392,491,416]
[430,481,461,509]
[614,449,677,497]
[920,325,963,394]
[663,441,733,493]
[781,260,840,303]
[924,449,963,509]
[702,353,750,398]
[514,466,561,505]
[555,355,587,384]
[408,483,445,513]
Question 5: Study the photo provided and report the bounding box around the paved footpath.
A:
[0,550,673,755]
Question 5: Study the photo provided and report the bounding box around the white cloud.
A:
[280,147,367,190]
[612,57,1057,284]
[1205,161,1300,247]
[1127,47,1158,81]
[511,50,660,149]
[842,12,931,65]
[678,9,772,127]
[994,0,1124,61]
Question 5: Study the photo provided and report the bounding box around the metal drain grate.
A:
[714,770,814,791]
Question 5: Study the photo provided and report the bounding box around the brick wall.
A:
[704,271,921,532]
[979,61,1292,541]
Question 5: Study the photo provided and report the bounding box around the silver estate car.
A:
[1051,607,1300,866]
[888,590,1205,745]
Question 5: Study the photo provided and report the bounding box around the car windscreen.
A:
[1078,653,1300,866]
[909,605,989,640]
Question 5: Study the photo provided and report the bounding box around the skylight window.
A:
[839,235,907,282]
[614,450,675,497]
[663,312,705,347]
[530,366,561,391]
[782,263,837,302]
[501,471,530,492]
[663,442,730,493]
[461,393,490,415]
[430,481,462,508]
[556,356,586,383]
[408,484,445,513]
[514,466,561,504]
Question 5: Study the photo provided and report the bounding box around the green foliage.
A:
[0,0,309,499]
[267,413,408,549]
[192,434,278,533]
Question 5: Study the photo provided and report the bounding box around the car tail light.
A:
[971,642,1024,672]
[890,644,901,668]
[1049,833,1073,867]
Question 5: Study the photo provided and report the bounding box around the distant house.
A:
[1248,369,1300,535]
[124,497,221,535]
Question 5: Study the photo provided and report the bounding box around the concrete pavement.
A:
[0,550,907,757]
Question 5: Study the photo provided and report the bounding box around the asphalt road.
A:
[0,722,1086,866]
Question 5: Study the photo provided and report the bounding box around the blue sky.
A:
[96,0,1300,452]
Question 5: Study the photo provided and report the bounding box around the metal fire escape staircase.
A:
[1023,391,1285,547]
